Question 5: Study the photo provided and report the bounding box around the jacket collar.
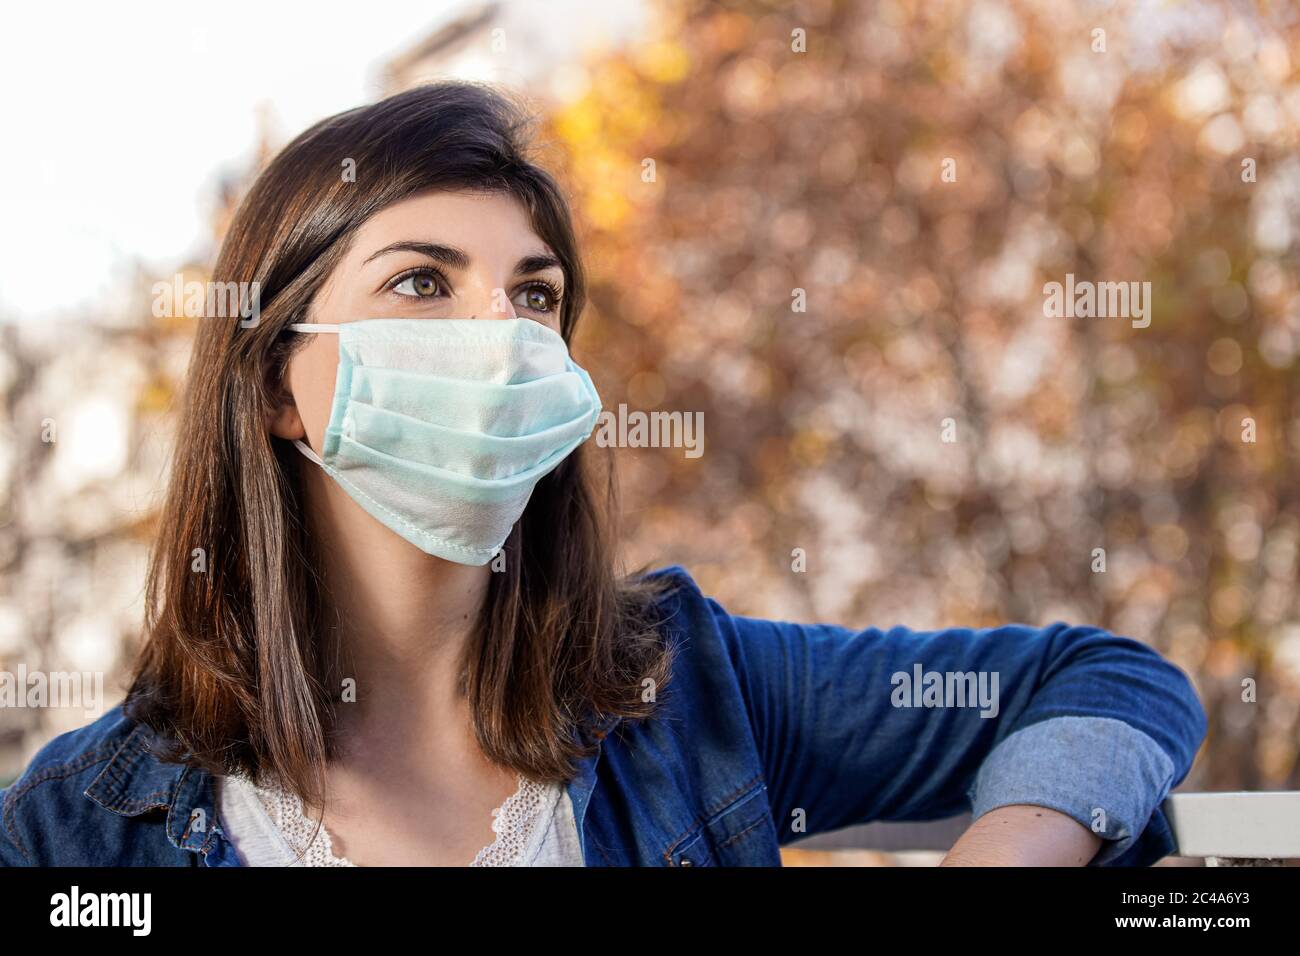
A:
[84,712,622,864]
[84,722,221,856]
[564,712,622,863]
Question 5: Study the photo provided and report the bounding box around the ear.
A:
[266,395,304,442]
[267,382,306,440]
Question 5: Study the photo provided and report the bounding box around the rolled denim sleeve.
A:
[967,715,1177,865]
[684,558,1208,866]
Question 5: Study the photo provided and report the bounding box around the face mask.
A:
[286,318,602,566]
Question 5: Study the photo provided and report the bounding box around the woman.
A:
[0,82,1205,867]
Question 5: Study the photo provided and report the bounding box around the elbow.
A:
[1165,661,1208,785]
[1124,637,1206,784]
[1051,623,1208,784]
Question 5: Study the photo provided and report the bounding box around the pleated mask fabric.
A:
[287,318,602,565]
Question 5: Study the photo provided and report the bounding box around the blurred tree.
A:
[545,0,1300,792]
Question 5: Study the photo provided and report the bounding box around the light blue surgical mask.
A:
[287,318,602,566]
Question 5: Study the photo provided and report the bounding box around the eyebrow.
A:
[363,241,562,278]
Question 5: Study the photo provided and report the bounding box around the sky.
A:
[0,0,645,323]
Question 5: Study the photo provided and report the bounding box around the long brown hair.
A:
[126,82,674,807]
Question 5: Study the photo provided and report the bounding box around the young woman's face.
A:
[269,189,567,451]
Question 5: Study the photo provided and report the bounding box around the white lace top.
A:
[215,772,585,867]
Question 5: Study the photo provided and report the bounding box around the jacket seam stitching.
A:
[661,774,764,862]
[3,744,121,862]
[86,724,149,803]
[716,813,768,851]
[86,724,180,815]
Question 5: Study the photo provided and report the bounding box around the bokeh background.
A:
[2,0,1299,864]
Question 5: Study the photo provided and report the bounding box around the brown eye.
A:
[512,283,561,314]
[392,271,443,298]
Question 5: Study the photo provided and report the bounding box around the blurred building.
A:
[378,0,647,100]
[0,299,193,779]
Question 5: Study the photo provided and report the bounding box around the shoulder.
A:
[636,564,784,701]
[639,564,730,656]
[639,563,810,670]
[0,705,147,865]
[640,564,709,615]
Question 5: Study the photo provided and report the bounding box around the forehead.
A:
[349,190,548,258]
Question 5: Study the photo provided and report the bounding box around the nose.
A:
[461,282,518,321]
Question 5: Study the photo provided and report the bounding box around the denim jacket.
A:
[0,565,1206,867]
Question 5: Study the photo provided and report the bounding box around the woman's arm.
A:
[690,576,1208,865]
[941,805,1104,866]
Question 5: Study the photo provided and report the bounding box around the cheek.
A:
[287,338,341,450]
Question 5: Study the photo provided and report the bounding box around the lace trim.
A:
[250,780,355,867]
[248,774,557,867]
[471,775,558,867]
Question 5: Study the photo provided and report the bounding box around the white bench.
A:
[791,792,1300,865]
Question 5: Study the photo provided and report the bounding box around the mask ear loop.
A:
[293,439,326,467]
[285,324,340,465]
